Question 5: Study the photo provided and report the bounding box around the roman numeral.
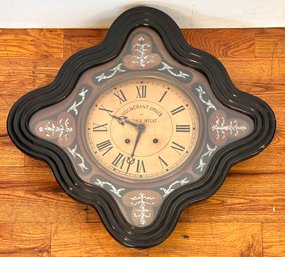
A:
[125,159,134,174]
[158,156,168,169]
[93,123,108,132]
[136,159,146,173]
[136,85,147,98]
[176,125,190,132]
[96,140,113,156]
[159,91,168,102]
[170,141,185,155]
[171,105,185,115]
[98,105,113,114]
[112,153,126,169]
[114,89,127,104]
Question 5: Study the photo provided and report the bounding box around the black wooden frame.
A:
[7,6,275,248]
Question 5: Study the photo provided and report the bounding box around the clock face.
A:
[86,77,199,180]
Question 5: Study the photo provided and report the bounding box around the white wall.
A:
[0,0,284,28]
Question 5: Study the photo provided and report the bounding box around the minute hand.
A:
[127,124,145,164]
[110,114,140,129]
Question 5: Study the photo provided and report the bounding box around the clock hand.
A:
[127,124,145,164]
[118,116,140,128]
[108,113,140,129]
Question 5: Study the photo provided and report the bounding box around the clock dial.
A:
[86,77,199,180]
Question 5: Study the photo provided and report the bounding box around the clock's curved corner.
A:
[6,6,276,249]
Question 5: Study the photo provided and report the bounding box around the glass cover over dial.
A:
[86,77,199,180]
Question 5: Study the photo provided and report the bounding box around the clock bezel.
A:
[7,6,275,248]
[81,74,203,183]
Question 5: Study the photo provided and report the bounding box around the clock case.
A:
[7,6,275,248]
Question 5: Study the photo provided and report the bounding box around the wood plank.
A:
[0,137,24,166]
[0,223,51,257]
[63,29,107,58]
[0,64,34,99]
[255,28,285,58]
[0,83,7,133]
[263,223,285,257]
[0,64,59,99]
[231,144,283,174]
[149,223,262,257]
[182,28,255,58]
[51,223,148,257]
[24,155,48,167]
[0,29,63,58]
[236,82,285,96]
[32,67,61,89]
[220,57,285,86]
[0,166,87,223]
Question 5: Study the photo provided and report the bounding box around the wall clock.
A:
[7,6,275,248]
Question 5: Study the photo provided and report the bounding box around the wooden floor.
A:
[0,27,284,256]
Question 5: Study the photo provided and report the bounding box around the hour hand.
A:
[109,114,140,129]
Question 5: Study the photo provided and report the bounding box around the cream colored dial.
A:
[86,78,199,179]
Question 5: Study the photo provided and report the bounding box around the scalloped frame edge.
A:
[7,6,276,248]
